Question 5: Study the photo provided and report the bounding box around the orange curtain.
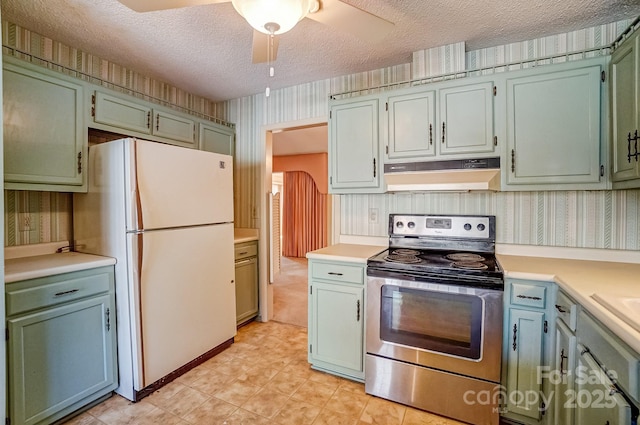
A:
[282,171,327,257]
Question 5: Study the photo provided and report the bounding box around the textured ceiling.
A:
[2,0,640,102]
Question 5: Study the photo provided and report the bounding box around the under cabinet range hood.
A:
[384,158,501,192]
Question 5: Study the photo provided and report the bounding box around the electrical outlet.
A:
[369,208,379,223]
[18,213,34,231]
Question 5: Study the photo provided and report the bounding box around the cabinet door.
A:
[310,282,364,373]
[235,256,258,324]
[574,348,631,425]
[386,89,436,160]
[506,308,545,419]
[506,63,602,185]
[610,34,640,182]
[153,109,196,145]
[93,91,152,135]
[8,295,117,425]
[554,320,577,425]
[200,122,235,156]
[329,97,382,192]
[3,61,85,190]
[439,81,495,155]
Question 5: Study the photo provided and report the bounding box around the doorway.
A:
[265,122,330,327]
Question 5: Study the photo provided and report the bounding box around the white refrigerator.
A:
[73,138,236,401]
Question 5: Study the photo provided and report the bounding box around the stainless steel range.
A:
[366,214,503,425]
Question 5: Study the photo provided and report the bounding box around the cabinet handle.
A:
[555,304,568,313]
[156,114,160,131]
[235,259,254,266]
[106,307,111,331]
[516,294,542,301]
[429,124,433,145]
[373,158,376,178]
[356,299,361,322]
[560,348,567,374]
[54,289,79,297]
[441,122,445,144]
[511,149,515,173]
[238,251,249,255]
[512,323,517,351]
[627,130,640,163]
[327,272,343,276]
[147,111,151,129]
[635,130,639,162]
[77,152,82,174]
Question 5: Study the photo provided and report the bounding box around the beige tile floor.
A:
[63,256,466,425]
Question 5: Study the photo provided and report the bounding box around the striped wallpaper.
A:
[3,18,640,251]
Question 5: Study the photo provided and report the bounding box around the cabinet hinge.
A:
[77,152,83,174]
[385,102,389,112]
[329,110,332,119]
[5,328,8,341]
[601,70,606,82]
[544,320,548,334]
[493,136,497,146]
[600,165,605,177]
[309,344,312,354]
[329,176,332,184]
[310,286,313,295]
[91,94,96,117]
[386,145,389,154]
[493,86,497,96]
[6,416,10,425]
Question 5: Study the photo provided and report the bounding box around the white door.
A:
[134,222,236,386]
[132,140,233,230]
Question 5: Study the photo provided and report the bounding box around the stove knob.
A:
[407,221,415,229]
[477,223,486,231]
[464,223,472,231]
[396,221,404,228]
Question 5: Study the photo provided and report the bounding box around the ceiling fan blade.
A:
[306,0,394,43]
[116,0,229,12]
[252,30,280,64]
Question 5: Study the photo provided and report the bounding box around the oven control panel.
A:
[390,214,493,239]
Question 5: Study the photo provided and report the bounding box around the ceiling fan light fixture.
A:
[231,0,313,35]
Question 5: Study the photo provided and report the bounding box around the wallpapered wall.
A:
[2,21,228,246]
[3,19,639,250]
[227,18,640,251]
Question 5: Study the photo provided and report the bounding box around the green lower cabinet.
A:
[6,266,117,425]
[308,259,365,382]
[502,279,556,425]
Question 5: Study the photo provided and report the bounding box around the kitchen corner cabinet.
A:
[502,279,556,424]
[308,259,365,381]
[502,57,607,190]
[91,89,197,148]
[200,122,235,156]
[610,25,640,188]
[234,241,258,325]
[329,94,384,193]
[3,56,87,192]
[385,79,496,162]
[6,266,117,425]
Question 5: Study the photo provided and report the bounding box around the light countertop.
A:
[5,252,116,283]
[497,254,640,353]
[306,243,386,264]
[234,228,259,244]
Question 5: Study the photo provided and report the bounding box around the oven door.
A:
[366,275,503,383]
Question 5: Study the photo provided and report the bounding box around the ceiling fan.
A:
[116,0,394,63]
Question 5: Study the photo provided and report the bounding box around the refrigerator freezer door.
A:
[133,140,233,230]
[134,222,236,386]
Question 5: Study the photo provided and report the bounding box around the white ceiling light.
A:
[231,0,314,35]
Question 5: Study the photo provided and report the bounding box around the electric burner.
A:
[446,253,486,262]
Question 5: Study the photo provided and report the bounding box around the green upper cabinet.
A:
[384,79,495,163]
[329,94,383,193]
[199,122,235,156]
[386,89,436,160]
[610,28,640,187]
[439,81,495,156]
[502,57,606,190]
[90,89,197,148]
[3,56,87,192]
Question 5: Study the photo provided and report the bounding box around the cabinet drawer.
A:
[235,243,257,260]
[555,290,578,331]
[510,282,547,308]
[312,262,363,284]
[6,267,113,316]
[578,311,640,402]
